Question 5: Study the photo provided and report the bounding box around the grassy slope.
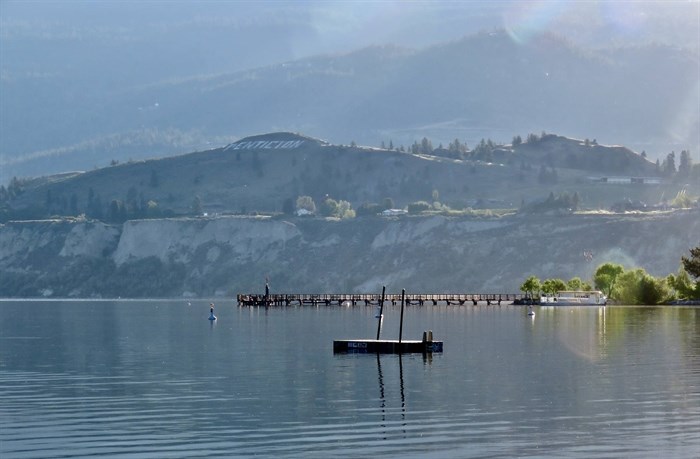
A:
[7,133,695,220]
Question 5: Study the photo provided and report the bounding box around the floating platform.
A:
[333,339,443,354]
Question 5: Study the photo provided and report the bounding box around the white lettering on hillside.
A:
[224,139,305,151]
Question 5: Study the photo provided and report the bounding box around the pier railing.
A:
[236,293,525,307]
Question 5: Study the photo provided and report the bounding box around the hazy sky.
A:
[1,0,698,177]
[3,1,698,75]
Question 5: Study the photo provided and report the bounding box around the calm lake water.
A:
[1,300,700,458]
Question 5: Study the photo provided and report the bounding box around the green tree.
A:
[542,278,567,295]
[615,268,671,305]
[678,150,693,177]
[520,275,541,299]
[407,201,430,214]
[681,246,700,279]
[615,269,644,304]
[566,277,591,291]
[320,198,355,219]
[594,263,624,298]
[668,265,699,299]
[638,273,672,305]
[420,137,433,155]
[320,198,339,217]
[356,202,383,216]
[296,195,316,214]
[663,151,676,176]
[336,200,355,219]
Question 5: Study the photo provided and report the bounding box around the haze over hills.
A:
[1,1,699,183]
[2,131,676,220]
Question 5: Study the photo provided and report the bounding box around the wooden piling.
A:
[376,285,386,340]
[398,288,406,343]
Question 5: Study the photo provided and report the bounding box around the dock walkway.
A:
[237,293,524,307]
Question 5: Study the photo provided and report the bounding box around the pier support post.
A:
[399,288,406,344]
[376,286,386,340]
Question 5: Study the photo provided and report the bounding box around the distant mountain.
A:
[1,30,698,182]
[120,31,699,153]
[3,131,671,224]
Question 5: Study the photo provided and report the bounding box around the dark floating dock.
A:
[334,288,444,355]
[334,337,443,354]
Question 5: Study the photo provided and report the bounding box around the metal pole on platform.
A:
[376,285,386,340]
[399,288,406,343]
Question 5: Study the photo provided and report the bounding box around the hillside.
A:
[3,131,684,224]
[1,210,697,298]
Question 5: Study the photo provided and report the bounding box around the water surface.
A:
[1,301,699,458]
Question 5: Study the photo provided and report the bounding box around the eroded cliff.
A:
[1,211,697,298]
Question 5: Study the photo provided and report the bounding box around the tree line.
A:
[378,132,699,180]
[520,247,700,305]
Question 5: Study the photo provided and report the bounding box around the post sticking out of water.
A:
[399,288,406,343]
[376,285,386,340]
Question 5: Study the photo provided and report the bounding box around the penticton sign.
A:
[223,139,306,151]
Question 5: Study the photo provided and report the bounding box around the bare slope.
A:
[6,131,666,223]
[1,210,697,298]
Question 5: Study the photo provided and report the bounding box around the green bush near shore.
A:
[520,247,700,305]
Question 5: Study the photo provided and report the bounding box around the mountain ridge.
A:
[2,29,698,181]
[2,130,670,224]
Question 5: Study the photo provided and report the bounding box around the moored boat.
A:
[539,290,607,306]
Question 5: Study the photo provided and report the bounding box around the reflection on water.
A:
[1,301,700,458]
[376,353,407,440]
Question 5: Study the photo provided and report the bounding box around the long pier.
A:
[236,293,525,307]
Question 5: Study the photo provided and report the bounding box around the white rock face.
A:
[371,216,446,248]
[0,221,53,264]
[0,220,119,265]
[1,210,698,298]
[60,223,120,257]
[113,216,301,265]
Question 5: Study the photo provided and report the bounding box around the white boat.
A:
[539,290,607,306]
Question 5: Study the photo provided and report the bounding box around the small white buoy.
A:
[527,306,535,317]
[209,303,217,321]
